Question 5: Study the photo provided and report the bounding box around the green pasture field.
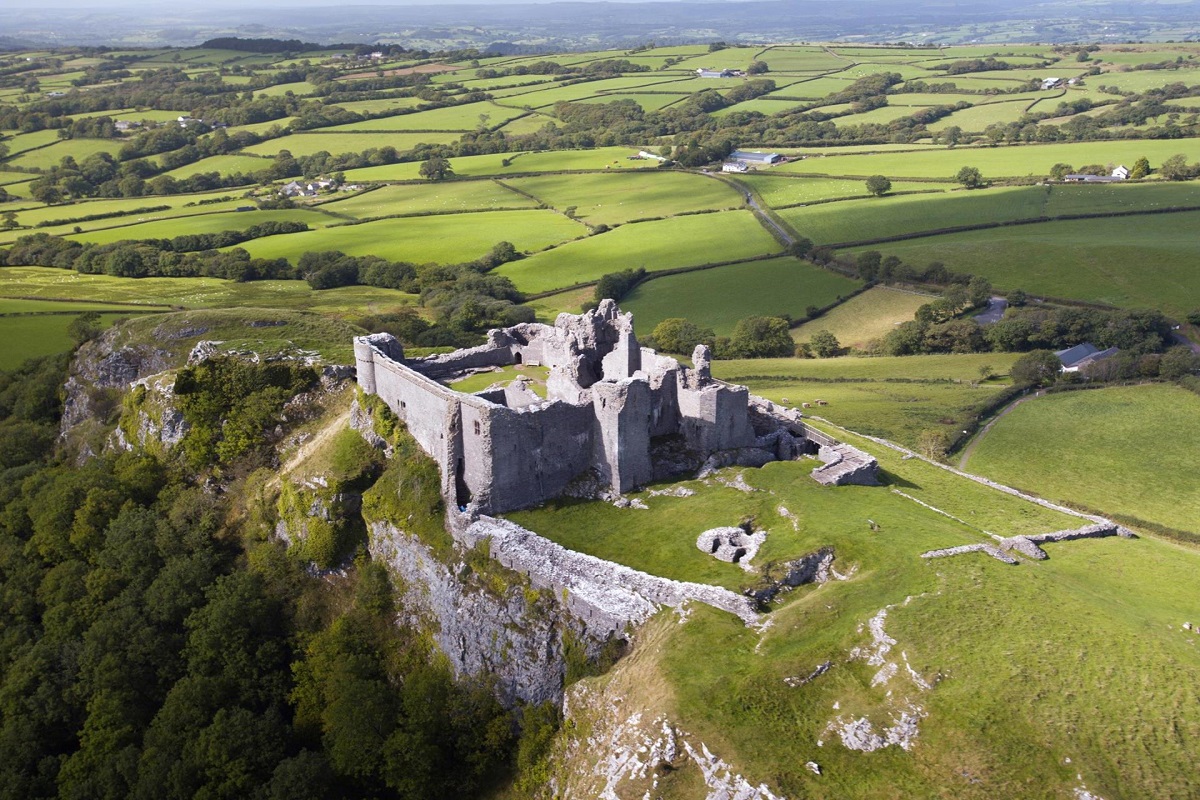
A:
[525,285,595,322]
[341,146,661,182]
[497,76,697,108]
[0,266,419,318]
[837,63,938,81]
[253,81,322,97]
[712,98,811,117]
[578,93,688,112]
[713,352,1020,447]
[897,75,1030,92]
[1,129,63,155]
[739,174,955,206]
[326,97,423,115]
[317,180,536,218]
[965,384,1200,535]
[325,101,528,131]
[502,171,744,225]
[765,76,856,98]
[925,100,1041,131]
[848,210,1200,316]
[0,200,263,245]
[0,171,41,187]
[779,139,1200,179]
[667,48,771,71]
[832,104,943,126]
[0,298,157,313]
[8,188,252,228]
[7,138,125,171]
[224,118,298,137]
[0,313,123,370]
[236,209,586,265]
[240,131,462,157]
[0,193,264,242]
[62,208,335,245]
[1,180,34,199]
[453,74,558,92]
[160,153,272,178]
[496,112,558,135]
[756,46,850,72]
[495,210,782,294]
[622,256,860,337]
[790,286,934,348]
[780,185,1049,245]
[1090,68,1200,93]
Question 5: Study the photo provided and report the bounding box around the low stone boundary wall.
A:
[920,544,1018,565]
[459,515,760,631]
[1000,522,1131,560]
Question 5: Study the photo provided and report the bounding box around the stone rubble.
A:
[696,525,768,570]
[784,660,833,688]
[559,688,785,800]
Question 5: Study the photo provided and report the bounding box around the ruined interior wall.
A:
[676,383,755,453]
[642,350,681,438]
[592,380,653,493]
[409,341,515,380]
[483,401,596,513]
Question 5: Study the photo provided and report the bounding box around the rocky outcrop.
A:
[369,520,572,706]
[746,546,841,606]
[60,326,173,439]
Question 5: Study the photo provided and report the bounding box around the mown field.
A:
[316,180,537,218]
[622,257,860,337]
[0,312,123,370]
[965,384,1200,536]
[791,286,934,348]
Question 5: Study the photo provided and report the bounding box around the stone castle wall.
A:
[355,302,878,513]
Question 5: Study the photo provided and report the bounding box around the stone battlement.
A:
[355,301,878,514]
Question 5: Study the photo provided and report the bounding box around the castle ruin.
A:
[354,300,877,514]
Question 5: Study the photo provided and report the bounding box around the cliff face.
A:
[368,520,574,707]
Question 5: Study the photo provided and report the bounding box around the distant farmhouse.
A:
[1063,165,1129,183]
[1056,342,1120,373]
[697,68,739,78]
[722,150,783,172]
[1041,77,1064,90]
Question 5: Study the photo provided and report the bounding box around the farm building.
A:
[1111,165,1130,179]
[721,161,749,173]
[1062,173,1124,183]
[729,150,782,165]
[1055,342,1119,372]
[1041,77,1064,90]
[697,68,736,78]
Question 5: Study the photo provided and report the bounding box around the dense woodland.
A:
[0,354,545,800]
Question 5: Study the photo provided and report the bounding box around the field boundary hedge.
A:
[523,252,782,301]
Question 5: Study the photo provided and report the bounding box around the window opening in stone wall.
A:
[474,420,481,435]
[514,352,523,364]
